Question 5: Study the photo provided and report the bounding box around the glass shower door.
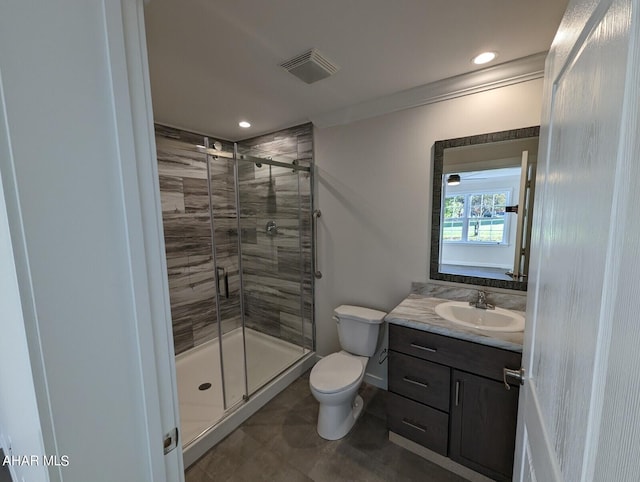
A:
[205,140,248,411]
[235,152,312,396]
[159,127,314,449]
[206,142,313,408]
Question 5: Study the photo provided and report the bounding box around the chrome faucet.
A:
[470,291,494,310]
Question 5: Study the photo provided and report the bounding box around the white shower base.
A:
[175,327,310,448]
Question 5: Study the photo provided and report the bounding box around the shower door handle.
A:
[313,209,322,279]
[217,267,229,299]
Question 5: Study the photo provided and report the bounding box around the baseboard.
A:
[364,372,386,390]
[389,431,495,482]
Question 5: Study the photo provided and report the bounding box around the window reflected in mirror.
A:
[431,127,540,291]
[441,168,520,281]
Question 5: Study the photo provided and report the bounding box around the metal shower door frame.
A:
[232,142,250,403]
[203,137,229,410]
[201,141,315,410]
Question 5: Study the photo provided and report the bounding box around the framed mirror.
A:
[430,126,540,291]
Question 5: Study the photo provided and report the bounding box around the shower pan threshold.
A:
[176,327,315,467]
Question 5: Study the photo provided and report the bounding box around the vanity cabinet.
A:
[387,324,521,481]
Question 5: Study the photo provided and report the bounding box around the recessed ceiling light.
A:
[239,121,251,128]
[472,52,497,65]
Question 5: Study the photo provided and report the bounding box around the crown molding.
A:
[311,52,547,128]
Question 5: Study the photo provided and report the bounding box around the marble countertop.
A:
[385,294,524,353]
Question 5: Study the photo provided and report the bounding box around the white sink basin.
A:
[434,301,525,332]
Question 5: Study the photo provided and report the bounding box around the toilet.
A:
[309,305,386,440]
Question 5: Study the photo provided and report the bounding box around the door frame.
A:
[105,0,184,479]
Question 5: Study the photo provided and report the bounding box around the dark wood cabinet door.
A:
[449,369,519,481]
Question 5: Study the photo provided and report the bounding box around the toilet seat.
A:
[310,352,364,394]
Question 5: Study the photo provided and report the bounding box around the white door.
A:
[515,0,640,480]
[1,1,184,481]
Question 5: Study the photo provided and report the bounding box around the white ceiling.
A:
[144,0,569,141]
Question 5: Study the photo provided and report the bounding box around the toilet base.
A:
[317,394,364,440]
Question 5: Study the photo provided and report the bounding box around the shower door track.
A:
[196,145,311,172]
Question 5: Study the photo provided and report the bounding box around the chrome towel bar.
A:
[313,209,322,279]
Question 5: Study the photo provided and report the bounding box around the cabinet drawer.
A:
[388,351,450,412]
[387,392,449,456]
[389,324,522,383]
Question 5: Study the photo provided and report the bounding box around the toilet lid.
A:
[310,352,364,394]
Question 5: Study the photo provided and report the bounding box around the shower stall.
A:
[154,124,316,464]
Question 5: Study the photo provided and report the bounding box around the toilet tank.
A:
[334,305,387,356]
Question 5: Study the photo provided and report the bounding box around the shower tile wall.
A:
[155,125,241,355]
[237,123,314,350]
[155,123,314,355]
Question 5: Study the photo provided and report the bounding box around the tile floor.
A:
[0,450,11,482]
[185,371,467,482]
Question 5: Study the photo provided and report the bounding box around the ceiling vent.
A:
[280,48,339,84]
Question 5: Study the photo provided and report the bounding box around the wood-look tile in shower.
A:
[161,213,213,239]
[192,318,217,348]
[238,226,258,244]
[167,268,216,320]
[156,129,219,355]
[276,246,304,282]
[243,290,306,325]
[240,124,311,158]
[297,140,313,158]
[159,175,185,213]
[236,123,314,350]
[167,258,218,353]
[241,141,298,164]
[279,315,305,347]
[182,177,210,213]
[281,310,309,337]
[241,245,279,272]
[243,294,280,324]
[172,318,195,356]
[157,123,314,356]
[157,152,208,181]
[273,173,303,190]
[210,189,236,213]
[217,296,241,324]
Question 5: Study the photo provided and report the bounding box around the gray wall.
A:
[314,79,544,387]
